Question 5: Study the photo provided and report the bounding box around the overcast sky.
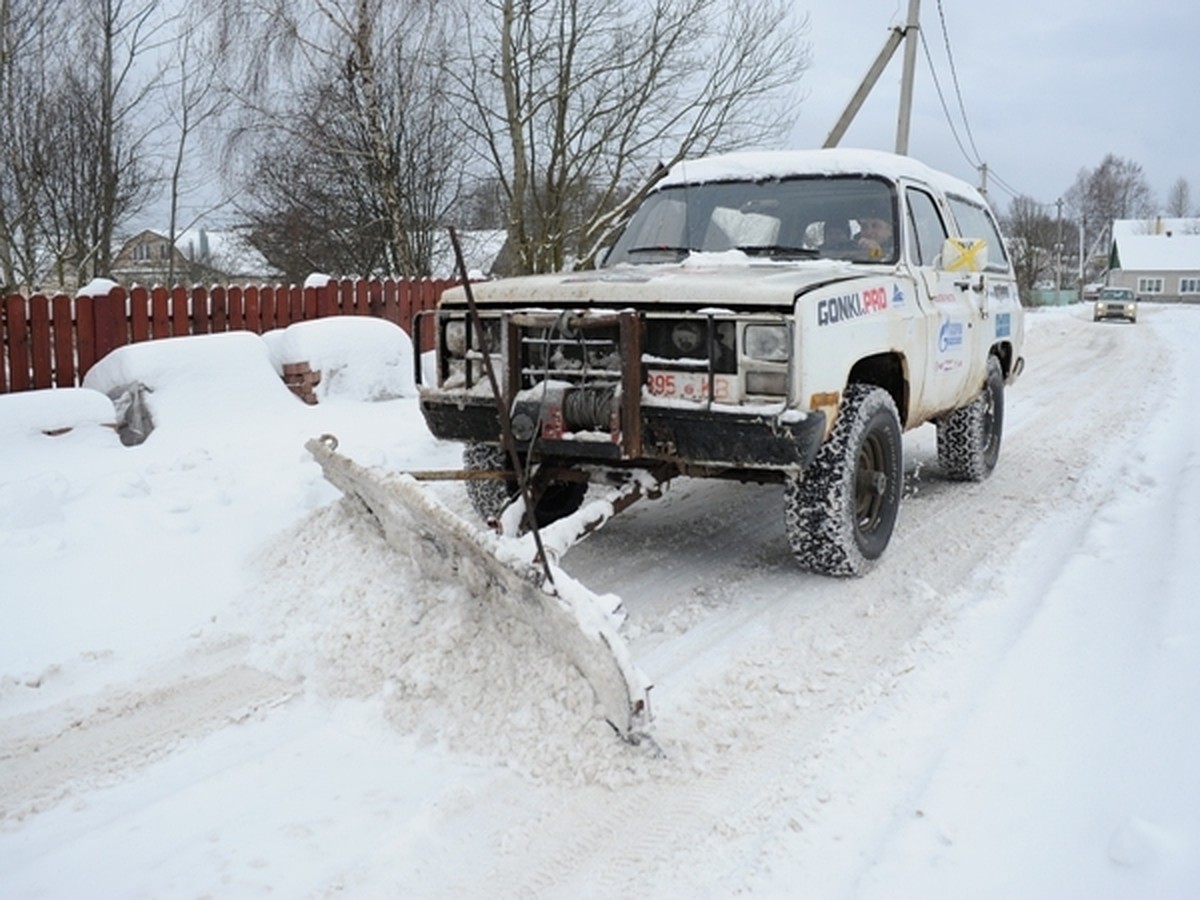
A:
[786,0,1196,216]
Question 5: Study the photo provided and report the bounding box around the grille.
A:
[515,317,622,390]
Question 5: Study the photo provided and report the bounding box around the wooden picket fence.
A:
[0,277,456,395]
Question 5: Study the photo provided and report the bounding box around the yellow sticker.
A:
[943,238,988,272]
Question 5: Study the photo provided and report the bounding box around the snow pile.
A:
[262,316,416,402]
[244,500,655,785]
[2,306,1199,897]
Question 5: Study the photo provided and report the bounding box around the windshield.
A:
[1100,289,1134,300]
[604,175,898,266]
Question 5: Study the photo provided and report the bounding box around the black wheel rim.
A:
[855,431,889,533]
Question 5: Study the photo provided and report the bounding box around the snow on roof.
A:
[174,228,279,279]
[659,148,987,206]
[1112,217,1200,238]
[1111,218,1200,271]
[1113,233,1200,271]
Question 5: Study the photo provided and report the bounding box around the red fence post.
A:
[244,286,261,333]
[381,279,395,325]
[171,285,189,336]
[4,295,30,392]
[129,286,150,343]
[92,286,129,370]
[52,295,75,388]
[316,282,336,318]
[228,285,245,331]
[191,286,210,335]
[77,293,96,377]
[150,286,169,339]
[211,285,228,332]
[288,284,303,326]
[263,285,280,331]
[30,294,52,389]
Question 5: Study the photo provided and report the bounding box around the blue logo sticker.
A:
[891,283,906,306]
[939,319,964,352]
[996,312,1012,338]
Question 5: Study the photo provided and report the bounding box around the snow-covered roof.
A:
[174,228,278,279]
[1111,218,1200,272]
[1112,217,1200,238]
[659,148,987,206]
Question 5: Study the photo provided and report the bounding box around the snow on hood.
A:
[455,257,866,309]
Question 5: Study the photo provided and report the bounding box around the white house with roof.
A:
[112,227,278,287]
[1107,218,1200,303]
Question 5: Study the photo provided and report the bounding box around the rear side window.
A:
[947,196,1010,271]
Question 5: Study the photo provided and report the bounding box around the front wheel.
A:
[936,355,1005,482]
[784,384,903,577]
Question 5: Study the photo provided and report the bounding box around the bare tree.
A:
[161,8,225,284]
[32,0,167,286]
[451,0,811,274]
[1065,154,1155,261]
[1003,196,1060,296]
[211,0,466,277]
[0,0,68,290]
[1166,177,1193,218]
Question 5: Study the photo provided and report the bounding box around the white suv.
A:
[418,149,1026,575]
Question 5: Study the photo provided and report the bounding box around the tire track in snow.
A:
[0,660,297,823]
[433,306,1176,897]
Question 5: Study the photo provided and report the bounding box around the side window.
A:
[906,188,948,267]
[947,196,1011,271]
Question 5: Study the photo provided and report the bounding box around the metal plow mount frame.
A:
[305,436,652,740]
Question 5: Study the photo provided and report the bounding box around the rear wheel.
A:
[462,443,587,528]
[785,384,903,577]
[936,355,1004,481]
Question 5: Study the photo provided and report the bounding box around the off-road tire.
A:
[784,384,903,577]
[462,443,588,528]
[463,443,513,524]
[937,355,1004,482]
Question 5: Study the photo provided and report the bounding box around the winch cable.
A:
[448,227,555,587]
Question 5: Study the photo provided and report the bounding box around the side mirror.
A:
[941,237,988,273]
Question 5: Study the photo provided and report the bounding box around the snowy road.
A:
[2,304,1197,898]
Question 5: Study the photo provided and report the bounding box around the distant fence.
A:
[0,278,456,395]
[1027,289,1082,307]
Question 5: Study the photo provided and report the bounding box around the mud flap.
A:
[305,436,652,739]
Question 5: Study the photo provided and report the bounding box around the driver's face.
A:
[860,217,892,240]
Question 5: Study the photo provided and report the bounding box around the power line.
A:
[934,0,983,165]
[917,2,1044,207]
[918,29,976,170]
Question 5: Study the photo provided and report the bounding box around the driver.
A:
[856,215,894,260]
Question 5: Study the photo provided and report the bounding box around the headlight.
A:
[444,317,502,357]
[444,320,467,357]
[744,324,789,362]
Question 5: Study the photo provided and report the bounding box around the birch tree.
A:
[213,0,465,277]
[452,0,811,274]
[0,0,66,289]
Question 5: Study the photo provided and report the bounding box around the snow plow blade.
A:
[305,436,652,740]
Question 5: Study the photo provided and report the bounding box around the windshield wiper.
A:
[624,245,693,260]
[736,244,820,260]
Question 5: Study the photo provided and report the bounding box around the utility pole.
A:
[895,0,921,155]
[823,0,922,152]
[1055,197,1064,292]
